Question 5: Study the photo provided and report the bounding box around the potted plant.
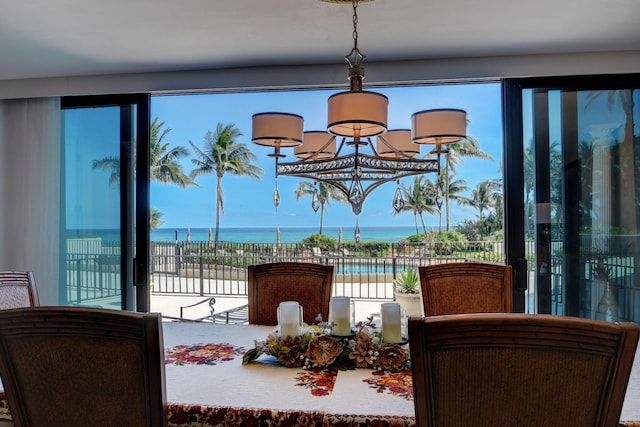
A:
[393,269,423,317]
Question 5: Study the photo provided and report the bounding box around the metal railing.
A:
[63,237,639,323]
[149,240,502,299]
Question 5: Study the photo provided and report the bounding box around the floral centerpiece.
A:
[242,317,409,373]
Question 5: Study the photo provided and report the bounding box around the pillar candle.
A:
[330,297,351,336]
[278,301,301,338]
[381,302,402,343]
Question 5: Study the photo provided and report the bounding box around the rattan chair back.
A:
[409,313,639,427]
[419,262,512,315]
[0,271,39,309]
[248,262,333,325]
[0,307,167,427]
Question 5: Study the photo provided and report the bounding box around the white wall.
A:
[0,51,639,100]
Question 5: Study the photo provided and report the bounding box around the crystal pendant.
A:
[348,176,364,206]
[273,185,280,210]
[392,185,404,213]
[354,218,361,244]
[311,187,320,213]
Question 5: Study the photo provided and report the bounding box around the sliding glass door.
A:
[61,95,150,311]
[504,75,640,322]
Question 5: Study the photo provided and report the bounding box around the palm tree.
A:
[294,181,347,234]
[442,136,492,230]
[467,179,501,237]
[91,155,120,188]
[150,208,164,231]
[92,117,195,230]
[189,123,264,245]
[92,117,194,188]
[395,176,438,235]
[443,173,470,226]
[423,177,441,230]
[149,118,196,188]
[432,171,468,231]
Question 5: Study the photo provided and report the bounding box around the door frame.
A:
[503,73,640,317]
[61,94,151,312]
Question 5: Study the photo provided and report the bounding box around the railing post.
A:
[175,241,181,273]
[199,243,204,296]
[76,258,82,304]
[392,256,397,280]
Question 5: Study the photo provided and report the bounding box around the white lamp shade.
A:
[295,131,336,159]
[376,129,419,158]
[411,109,467,145]
[252,112,304,147]
[327,91,388,138]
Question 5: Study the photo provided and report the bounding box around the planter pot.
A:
[394,291,423,317]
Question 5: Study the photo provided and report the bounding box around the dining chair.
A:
[418,261,512,315]
[409,313,640,427]
[0,271,39,309]
[248,262,333,325]
[0,307,167,427]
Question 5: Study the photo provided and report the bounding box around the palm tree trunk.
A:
[419,213,428,235]
[445,159,451,231]
[319,203,325,234]
[413,213,419,235]
[215,174,222,247]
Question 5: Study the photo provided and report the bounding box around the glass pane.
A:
[524,87,640,322]
[578,89,640,322]
[62,106,129,309]
[148,83,504,319]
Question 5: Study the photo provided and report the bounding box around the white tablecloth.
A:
[163,322,415,424]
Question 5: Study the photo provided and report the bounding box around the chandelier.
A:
[251,0,467,221]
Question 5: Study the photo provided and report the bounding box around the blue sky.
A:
[150,83,503,230]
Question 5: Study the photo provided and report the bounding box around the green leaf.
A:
[242,347,262,365]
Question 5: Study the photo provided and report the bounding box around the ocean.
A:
[151,226,420,244]
[67,226,423,244]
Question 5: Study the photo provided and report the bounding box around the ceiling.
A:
[1,0,640,82]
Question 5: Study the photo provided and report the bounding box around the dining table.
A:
[0,321,415,427]
[0,320,638,427]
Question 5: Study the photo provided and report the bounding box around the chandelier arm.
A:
[334,137,347,156]
[310,179,352,201]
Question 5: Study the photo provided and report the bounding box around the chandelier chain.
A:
[352,0,359,50]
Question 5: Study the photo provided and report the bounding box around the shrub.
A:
[404,233,431,243]
[346,241,390,254]
[302,234,337,252]
[433,231,468,256]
